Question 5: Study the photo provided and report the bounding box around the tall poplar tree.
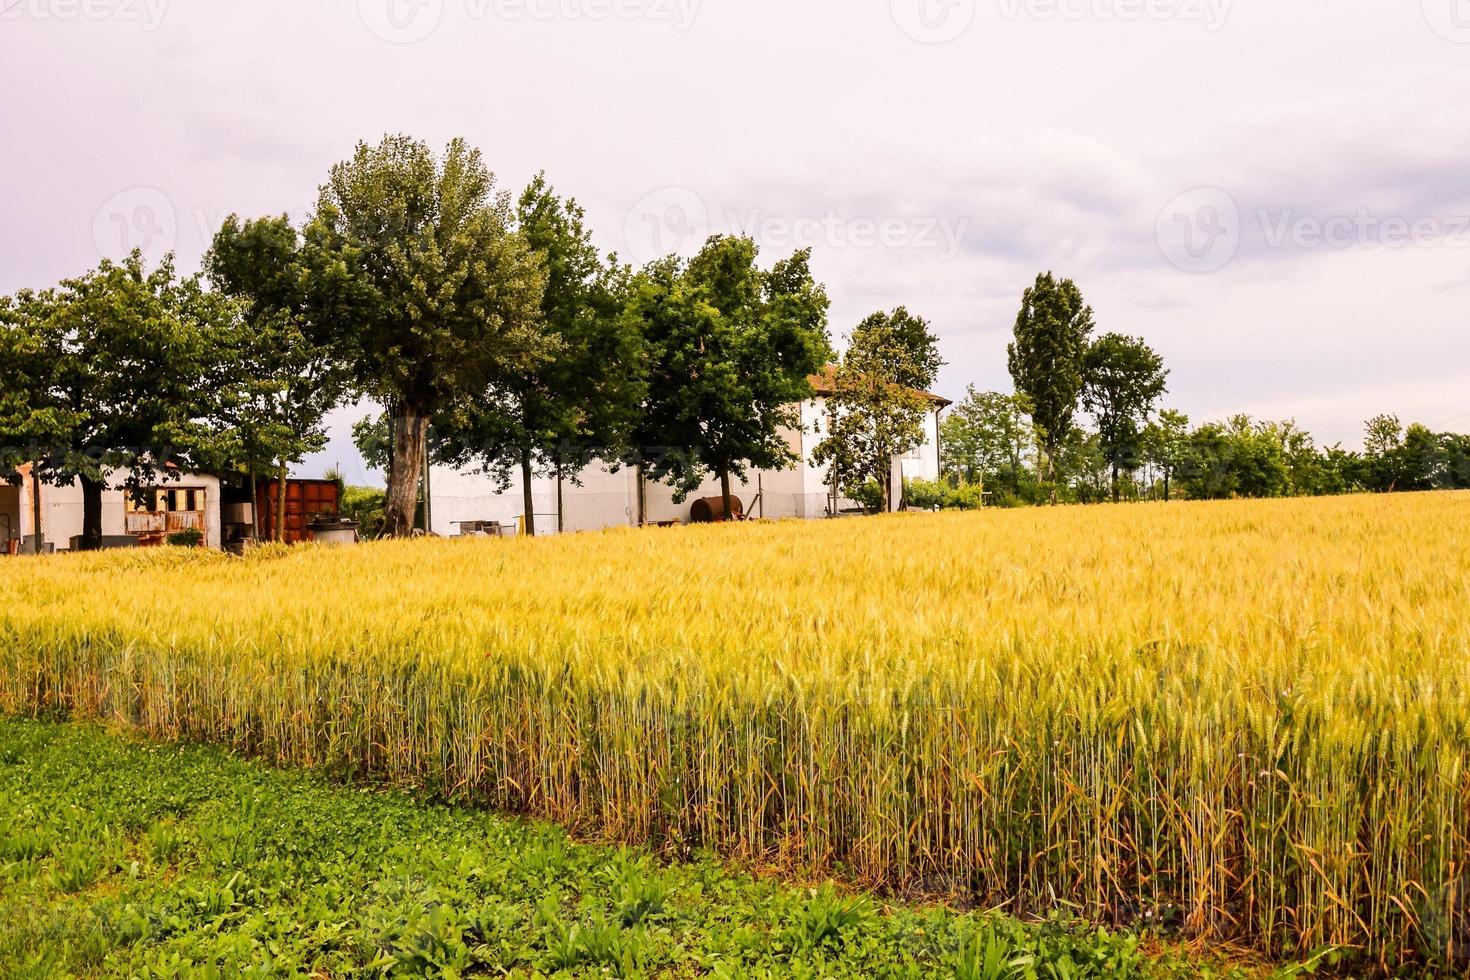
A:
[1007,272,1094,496]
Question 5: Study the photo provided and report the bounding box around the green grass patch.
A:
[0,719,1295,978]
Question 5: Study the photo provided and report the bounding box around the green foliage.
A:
[628,236,832,506]
[339,485,387,540]
[1007,272,1094,479]
[0,719,1237,979]
[941,387,1037,499]
[1141,409,1190,501]
[0,253,233,548]
[433,173,644,535]
[905,477,986,511]
[846,479,885,513]
[813,307,941,512]
[1081,333,1169,502]
[1359,415,1469,493]
[206,215,349,496]
[302,135,551,536]
[165,528,204,548]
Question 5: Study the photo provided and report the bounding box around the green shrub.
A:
[905,478,987,511]
[904,478,948,511]
[165,528,204,548]
[847,480,885,514]
[341,486,388,539]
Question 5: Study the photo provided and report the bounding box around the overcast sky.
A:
[3,0,1467,483]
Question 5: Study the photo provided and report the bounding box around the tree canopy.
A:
[1007,272,1094,493]
[0,253,229,549]
[302,135,550,536]
[1081,332,1169,502]
[813,307,942,513]
[628,235,832,519]
[433,174,643,535]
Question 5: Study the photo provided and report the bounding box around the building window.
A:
[125,487,208,535]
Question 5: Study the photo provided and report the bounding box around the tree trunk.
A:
[719,468,733,522]
[30,468,45,555]
[384,407,427,539]
[1044,444,1059,505]
[556,461,565,535]
[520,448,536,538]
[1111,464,1120,504]
[636,463,647,527]
[79,474,104,551]
[1164,471,1172,502]
[275,460,288,543]
[248,465,259,540]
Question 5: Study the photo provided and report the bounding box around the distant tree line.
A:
[931,272,1469,507]
[1,134,944,545]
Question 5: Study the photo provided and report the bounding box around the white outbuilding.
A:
[2,465,222,554]
[427,370,950,537]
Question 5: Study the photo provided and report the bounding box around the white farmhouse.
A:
[428,370,950,536]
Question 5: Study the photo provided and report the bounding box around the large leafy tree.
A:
[1081,332,1168,502]
[435,174,643,536]
[1007,273,1094,496]
[939,387,1034,498]
[631,235,831,520]
[813,307,942,513]
[208,215,351,540]
[0,253,226,550]
[302,135,549,537]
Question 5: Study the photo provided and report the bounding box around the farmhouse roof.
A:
[806,365,953,408]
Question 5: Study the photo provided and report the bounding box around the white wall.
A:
[17,469,222,550]
[426,397,949,534]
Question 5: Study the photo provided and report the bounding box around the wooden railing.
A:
[124,511,205,535]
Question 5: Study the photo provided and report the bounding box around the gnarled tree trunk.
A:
[79,474,105,551]
[385,406,428,539]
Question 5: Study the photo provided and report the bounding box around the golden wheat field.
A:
[2,492,1467,968]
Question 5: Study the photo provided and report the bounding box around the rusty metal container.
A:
[690,495,744,523]
[256,479,342,544]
